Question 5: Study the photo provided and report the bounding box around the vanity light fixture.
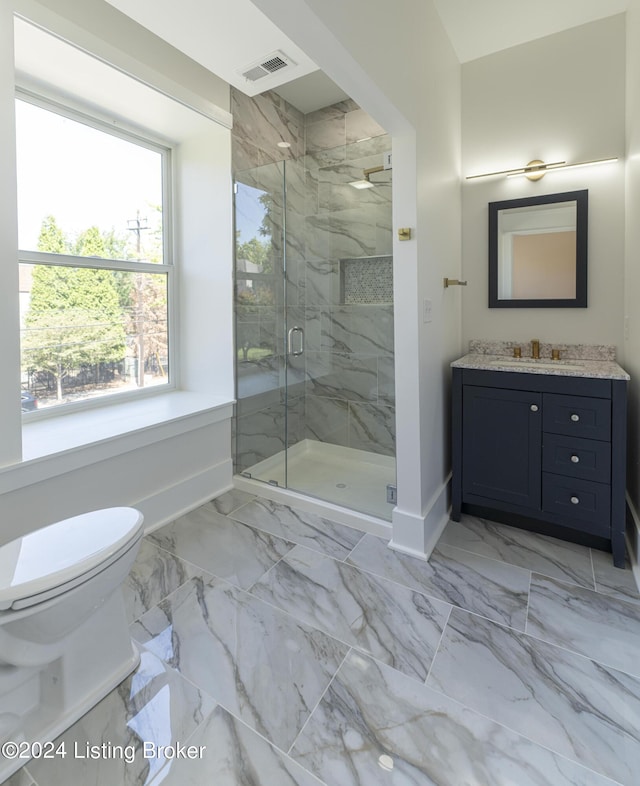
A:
[466,157,618,181]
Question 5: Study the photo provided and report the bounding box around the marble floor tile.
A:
[148,505,294,590]
[291,650,615,786]
[592,548,640,606]
[347,534,530,630]
[439,515,595,589]
[123,540,204,623]
[527,573,640,677]
[251,545,451,680]
[131,575,348,752]
[427,607,640,785]
[229,498,364,560]
[26,647,216,786]
[149,706,324,786]
[210,489,256,516]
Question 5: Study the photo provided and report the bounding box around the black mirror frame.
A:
[488,189,588,308]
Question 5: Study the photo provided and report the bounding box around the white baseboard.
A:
[390,476,450,560]
[138,458,233,534]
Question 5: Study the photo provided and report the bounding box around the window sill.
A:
[1,391,234,494]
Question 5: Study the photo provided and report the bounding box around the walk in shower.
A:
[232,93,395,522]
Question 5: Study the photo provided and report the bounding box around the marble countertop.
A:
[452,353,630,380]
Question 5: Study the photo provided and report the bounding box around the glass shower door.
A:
[233,161,289,486]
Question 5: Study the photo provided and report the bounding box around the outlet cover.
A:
[423,298,433,323]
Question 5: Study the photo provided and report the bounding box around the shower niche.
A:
[340,255,393,304]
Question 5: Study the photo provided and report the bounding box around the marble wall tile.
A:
[591,549,640,606]
[304,147,347,171]
[348,401,395,456]
[527,573,640,677]
[291,650,614,786]
[27,648,215,786]
[148,504,294,590]
[235,380,282,417]
[123,540,203,623]
[235,402,286,472]
[305,100,359,126]
[437,515,596,589]
[305,115,346,153]
[229,497,363,560]
[232,88,303,164]
[304,395,349,446]
[152,706,324,786]
[251,545,451,680]
[304,351,378,403]
[428,607,640,785]
[325,306,395,355]
[345,134,392,160]
[301,259,341,306]
[232,136,273,173]
[305,211,377,262]
[345,108,387,144]
[378,356,396,406]
[131,576,348,752]
[347,535,530,630]
[375,202,394,255]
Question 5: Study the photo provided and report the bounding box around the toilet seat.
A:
[0,508,143,611]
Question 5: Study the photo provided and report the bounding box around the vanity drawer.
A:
[542,473,610,533]
[542,393,611,441]
[542,433,611,483]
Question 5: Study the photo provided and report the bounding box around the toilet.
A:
[0,507,143,781]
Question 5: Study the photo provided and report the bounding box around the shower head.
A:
[349,163,390,189]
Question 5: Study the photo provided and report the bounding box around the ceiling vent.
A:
[240,50,296,82]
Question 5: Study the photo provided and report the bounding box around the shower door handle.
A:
[287,326,304,356]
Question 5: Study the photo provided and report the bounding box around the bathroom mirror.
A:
[488,190,588,308]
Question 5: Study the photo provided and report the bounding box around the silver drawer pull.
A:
[530,404,539,412]
[570,496,580,505]
[570,414,580,422]
[570,455,580,463]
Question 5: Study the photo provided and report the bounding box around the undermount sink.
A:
[488,358,584,371]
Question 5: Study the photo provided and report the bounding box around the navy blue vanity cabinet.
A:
[451,367,627,567]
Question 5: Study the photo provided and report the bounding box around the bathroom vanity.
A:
[451,342,629,567]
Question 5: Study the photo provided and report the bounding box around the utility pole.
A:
[127,212,149,388]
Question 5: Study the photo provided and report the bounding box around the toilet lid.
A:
[0,508,144,611]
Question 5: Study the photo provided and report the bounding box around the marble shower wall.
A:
[302,102,394,456]
[232,87,395,474]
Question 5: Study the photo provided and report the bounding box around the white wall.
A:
[251,0,462,557]
[16,0,230,114]
[462,15,626,352]
[0,0,235,537]
[0,2,22,469]
[625,0,640,565]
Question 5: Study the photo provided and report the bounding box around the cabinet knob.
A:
[570,496,580,505]
[530,404,539,412]
[570,414,580,422]
[570,455,580,463]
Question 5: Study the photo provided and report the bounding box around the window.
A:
[16,94,173,413]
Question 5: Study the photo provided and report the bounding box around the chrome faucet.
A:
[531,339,540,359]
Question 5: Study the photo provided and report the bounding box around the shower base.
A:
[236,439,396,528]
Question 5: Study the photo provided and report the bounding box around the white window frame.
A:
[16,88,177,419]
